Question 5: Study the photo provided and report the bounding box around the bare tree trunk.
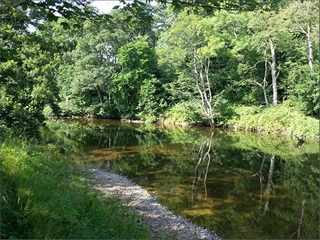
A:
[193,48,214,127]
[263,154,275,215]
[262,56,269,107]
[293,1,314,73]
[297,199,306,239]
[306,21,313,72]
[268,38,278,106]
[96,85,103,104]
[252,51,269,106]
[191,132,213,204]
[290,199,306,239]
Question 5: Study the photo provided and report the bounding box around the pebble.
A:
[88,166,221,240]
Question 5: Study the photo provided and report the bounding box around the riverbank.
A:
[1,134,221,239]
[88,166,221,240]
[54,103,319,142]
[1,137,150,239]
[226,104,319,141]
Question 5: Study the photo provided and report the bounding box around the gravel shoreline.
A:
[88,166,221,240]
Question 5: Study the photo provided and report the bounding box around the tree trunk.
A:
[96,85,103,104]
[263,55,269,107]
[292,1,314,72]
[263,154,275,215]
[297,199,306,239]
[193,48,214,127]
[191,132,213,204]
[306,20,313,72]
[268,38,278,106]
[252,53,269,107]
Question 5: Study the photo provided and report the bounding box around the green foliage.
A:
[1,137,150,239]
[0,0,109,28]
[113,35,161,119]
[164,101,204,124]
[288,68,319,116]
[227,103,319,140]
[212,95,236,125]
[138,77,166,122]
[0,7,61,137]
[1,1,319,139]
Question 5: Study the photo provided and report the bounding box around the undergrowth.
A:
[227,103,319,140]
[163,101,204,124]
[0,137,150,239]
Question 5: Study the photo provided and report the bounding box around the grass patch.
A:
[1,137,150,239]
[227,103,319,140]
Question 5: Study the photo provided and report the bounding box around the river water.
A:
[42,119,319,239]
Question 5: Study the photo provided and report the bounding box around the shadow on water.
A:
[41,119,320,239]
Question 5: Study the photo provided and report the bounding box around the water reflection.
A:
[255,154,276,216]
[42,119,319,239]
[192,131,213,203]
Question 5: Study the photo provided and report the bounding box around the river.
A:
[42,119,319,239]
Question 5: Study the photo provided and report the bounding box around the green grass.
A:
[1,137,150,239]
[227,103,319,140]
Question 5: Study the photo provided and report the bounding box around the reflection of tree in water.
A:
[252,154,307,239]
[251,154,277,220]
[191,131,214,204]
[251,154,276,217]
[100,127,120,169]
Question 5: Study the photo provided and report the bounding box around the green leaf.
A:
[124,16,133,22]
[60,22,70,30]
[21,3,28,11]
[72,23,81,29]
[46,12,58,22]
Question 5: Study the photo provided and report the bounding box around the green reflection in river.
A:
[42,119,319,239]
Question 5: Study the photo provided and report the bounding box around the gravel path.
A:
[88,166,221,240]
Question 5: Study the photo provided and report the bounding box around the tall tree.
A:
[158,11,230,126]
[247,10,290,106]
[275,0,319,114]
[0,7,60,136]
[113,36,161,120]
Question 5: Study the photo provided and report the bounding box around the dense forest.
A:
[1,0,319,138]
[1,1,319,239]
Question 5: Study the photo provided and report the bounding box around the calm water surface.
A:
[43,119,319,239]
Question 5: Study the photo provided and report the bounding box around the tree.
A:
[57,19,117,117]
[280,0,319,115]
[157,11,229,126]
[112,36,161,120]
[54,8,156,118]
[246,9,293,106]
[0,0,282,30]
[124,0,283,13]
[0,0,107,29]
[0,7,60,136]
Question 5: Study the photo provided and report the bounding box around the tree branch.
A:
[0,0,22,12]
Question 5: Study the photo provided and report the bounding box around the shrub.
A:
[164,101,204,124]
[227,103,319,140]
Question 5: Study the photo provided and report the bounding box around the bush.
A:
[227,103,319,140]
[164,101,205,124]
